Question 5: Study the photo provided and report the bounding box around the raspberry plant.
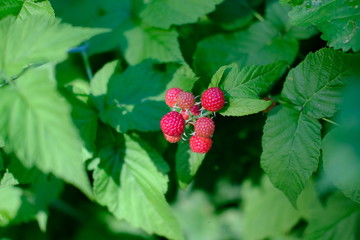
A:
[1,0,360,240]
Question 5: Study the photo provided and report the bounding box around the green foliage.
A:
[0,66,92,197]
[93,134,183,240]
[242,176,301,240]
[218,61,286,116]
[1,0,360,239]
[0,14,107,78]
[322,81,360,204]
[140,0,224,29]
[289,0,360,51]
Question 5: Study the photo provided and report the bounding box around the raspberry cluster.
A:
[160,87,225,154]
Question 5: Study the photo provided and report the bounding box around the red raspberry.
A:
[194,117,215,138]
[189,135,212,154]
[190,104,200,116]
[160,111,185,136]
[164,133,181,143]
[201,87,225,112]
[177,91,195,109]
[165,88,183,107]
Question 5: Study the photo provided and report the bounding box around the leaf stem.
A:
[81,51,93,80]
[322,117,339,126]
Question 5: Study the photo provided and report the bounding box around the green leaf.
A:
[322,81,360,204]
[90,60,121,112]
[194,21,298,79]
[175,142,206,189]
[0,15,107,78]
[123,25,184,65]
[289,0,360,51]
[0,186,28,226]
[0,66,92,198]
[242,176,301,240]
[220,98,271,116]
[140,0,223,29]
[100,61,178,133]
[217,62,286,116]
[93,134,183,240]
[304,192,360,240]
[261,106,321,205]
[281,48,360,119]
[220,62,287,98]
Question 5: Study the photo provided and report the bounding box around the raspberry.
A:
[165,88,183,107]
[194,117,215,138]
[164,133,181,143]
[201,87,225,112]
[177,91,195,109]
[160,111,185,136]
[189,135,212,154]
[190,104,200,116]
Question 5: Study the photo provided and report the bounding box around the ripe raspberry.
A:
[194,117,215,138]
[201,87,225,112]
[190,104,200,116]
[160,111,185,136]
[164,133,181,143]
[189,135,212,154]
[165,88,183,107]
[177,91,195,109]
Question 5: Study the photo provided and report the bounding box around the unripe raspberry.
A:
[160,111,185,136]
[164,133,181,143]
[194,117,215,138]
[189,135,212,154]
[165,88,183,107]
[201,87,225,112]
[177,91,195,109]
[190,104,200,116]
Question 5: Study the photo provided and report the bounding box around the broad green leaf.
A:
[220,98,271,116]
[124,26,184,65]
[93,134,183,240]
[217,62,285,116]
[304,192,360,240]
[194,21,298,79]
[281,48,360,119]
[289,0,360,51]
[90,60,121,112]
[165,64,198,92]
[220,62,287,98]
[279,0,304,6]
[242,176,300,240]
[0,15,107,78]
[261,106,321,205]
[100,61,177,133]
[140,0,223,29]
[0,66,92,198]
[322,81,360,204]
[175,142,206,189]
